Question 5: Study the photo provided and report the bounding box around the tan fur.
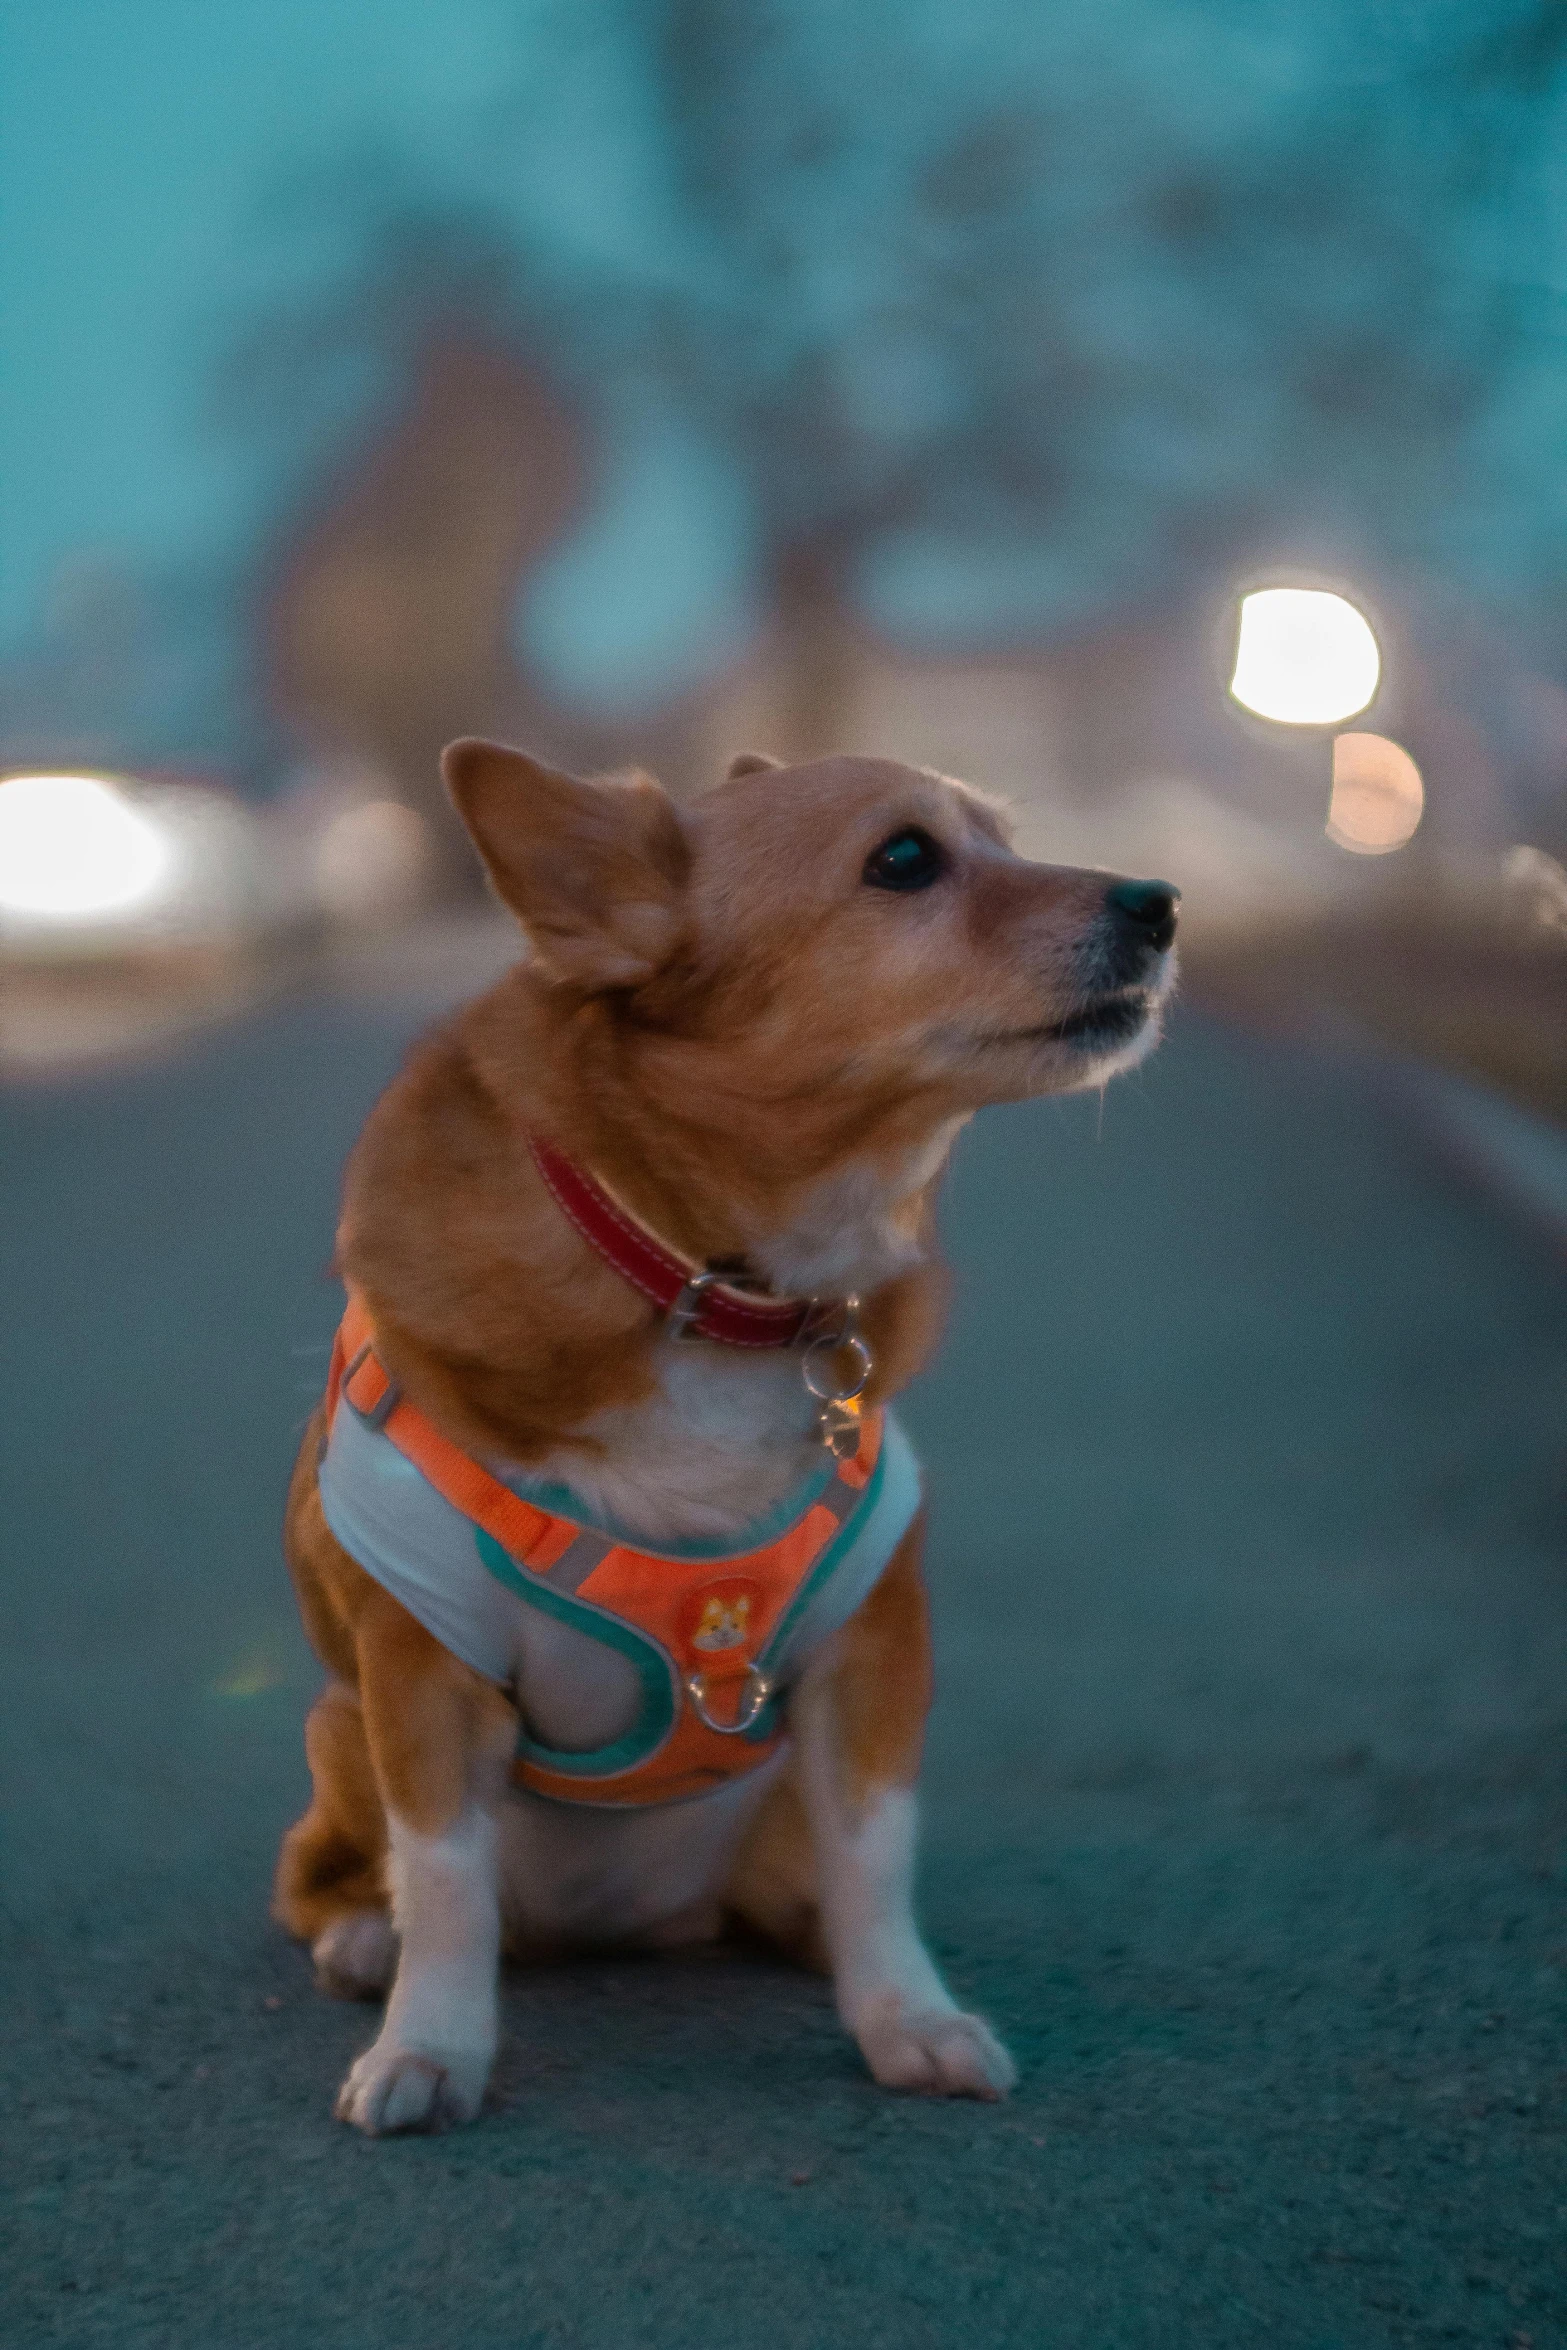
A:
[275,739,1175,2119]
[273,1683,386,1944]
[721,1514,932,1965]
[273,1418,513,1944]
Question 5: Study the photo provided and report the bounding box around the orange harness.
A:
[324,1293,897,1809]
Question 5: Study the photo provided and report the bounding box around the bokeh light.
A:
[313,798,432,924]
[1229,589,1381,726]
[0,772,172,919]
[1501,843,1567,932]
[1326,732,1424,854]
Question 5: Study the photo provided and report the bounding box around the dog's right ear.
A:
[442,738,690,989]
[726,750,783,781]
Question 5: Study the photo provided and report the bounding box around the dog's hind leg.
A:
[786,1515,1016,2100]
[272,1681,395,1999]
[722,1767,830,1971]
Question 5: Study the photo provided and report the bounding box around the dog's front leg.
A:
[334,1592,514,2135]
[792,1517,1016,2099]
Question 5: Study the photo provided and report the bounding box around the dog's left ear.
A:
[726,751,783,780]
[442,738,689,988]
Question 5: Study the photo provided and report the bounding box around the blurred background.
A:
[5,0,1567,1106]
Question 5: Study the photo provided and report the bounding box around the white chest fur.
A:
[511,1124,960,1547]
[524,1341,820,1544]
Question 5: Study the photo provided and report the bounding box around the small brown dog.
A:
[274,742,1177,2134]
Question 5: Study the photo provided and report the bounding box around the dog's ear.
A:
[442,738,689,988]
[725,750,783,780]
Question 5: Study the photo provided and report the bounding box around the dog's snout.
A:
[1105,877,1180,957]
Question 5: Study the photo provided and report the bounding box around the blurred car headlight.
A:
[0,769,266,955]
[0,772,173,921]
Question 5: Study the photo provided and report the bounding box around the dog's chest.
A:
[521,1339,823,1548]
[499,1345,823,1774]
[494,1350,834,1947]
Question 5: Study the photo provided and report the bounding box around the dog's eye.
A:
[862,827,947,893]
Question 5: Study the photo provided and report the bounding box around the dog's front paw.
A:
[854,1991,1017,2101]
[335,2034,491,2136]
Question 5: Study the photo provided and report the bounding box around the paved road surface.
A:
[3,990,1565,2349]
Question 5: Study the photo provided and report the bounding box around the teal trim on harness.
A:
[732,1439,891,1747]
[474,1530,678,1778]
[756,1439,888,1678]
[473,1436,891,1784]
[496,1453,837,1563]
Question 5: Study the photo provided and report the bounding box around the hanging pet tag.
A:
[801,1303,872,1459]
[817,1394,863,1461]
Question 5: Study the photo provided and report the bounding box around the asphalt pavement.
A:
[3,982,1565,2350]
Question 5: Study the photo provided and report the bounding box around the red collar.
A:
[525,1134,826,1350]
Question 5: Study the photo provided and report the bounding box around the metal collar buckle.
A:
[668,1259,780,1343]
[341,1341,403,1432]
[666,1267,726,1343]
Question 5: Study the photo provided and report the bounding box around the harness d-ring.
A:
[685,1661,774,1735]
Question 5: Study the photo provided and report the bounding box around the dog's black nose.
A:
[1105,877,1179,955]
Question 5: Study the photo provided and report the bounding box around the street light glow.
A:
[0,772,173,920]
[1326,733,1423,854]
[1229,588,1381,726]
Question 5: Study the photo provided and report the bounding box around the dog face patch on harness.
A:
[687,1583,757,1654]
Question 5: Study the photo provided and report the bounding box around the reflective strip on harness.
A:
[329,1292,577,1573]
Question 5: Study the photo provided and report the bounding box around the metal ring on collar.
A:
[685,1662,774,1735]
[801,1328,873,1406]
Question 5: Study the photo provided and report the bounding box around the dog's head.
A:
[443,740,1176,1148]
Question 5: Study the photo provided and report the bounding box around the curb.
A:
[1384,1057,1567,1260]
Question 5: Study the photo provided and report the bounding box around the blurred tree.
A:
[636,0,1567,691]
